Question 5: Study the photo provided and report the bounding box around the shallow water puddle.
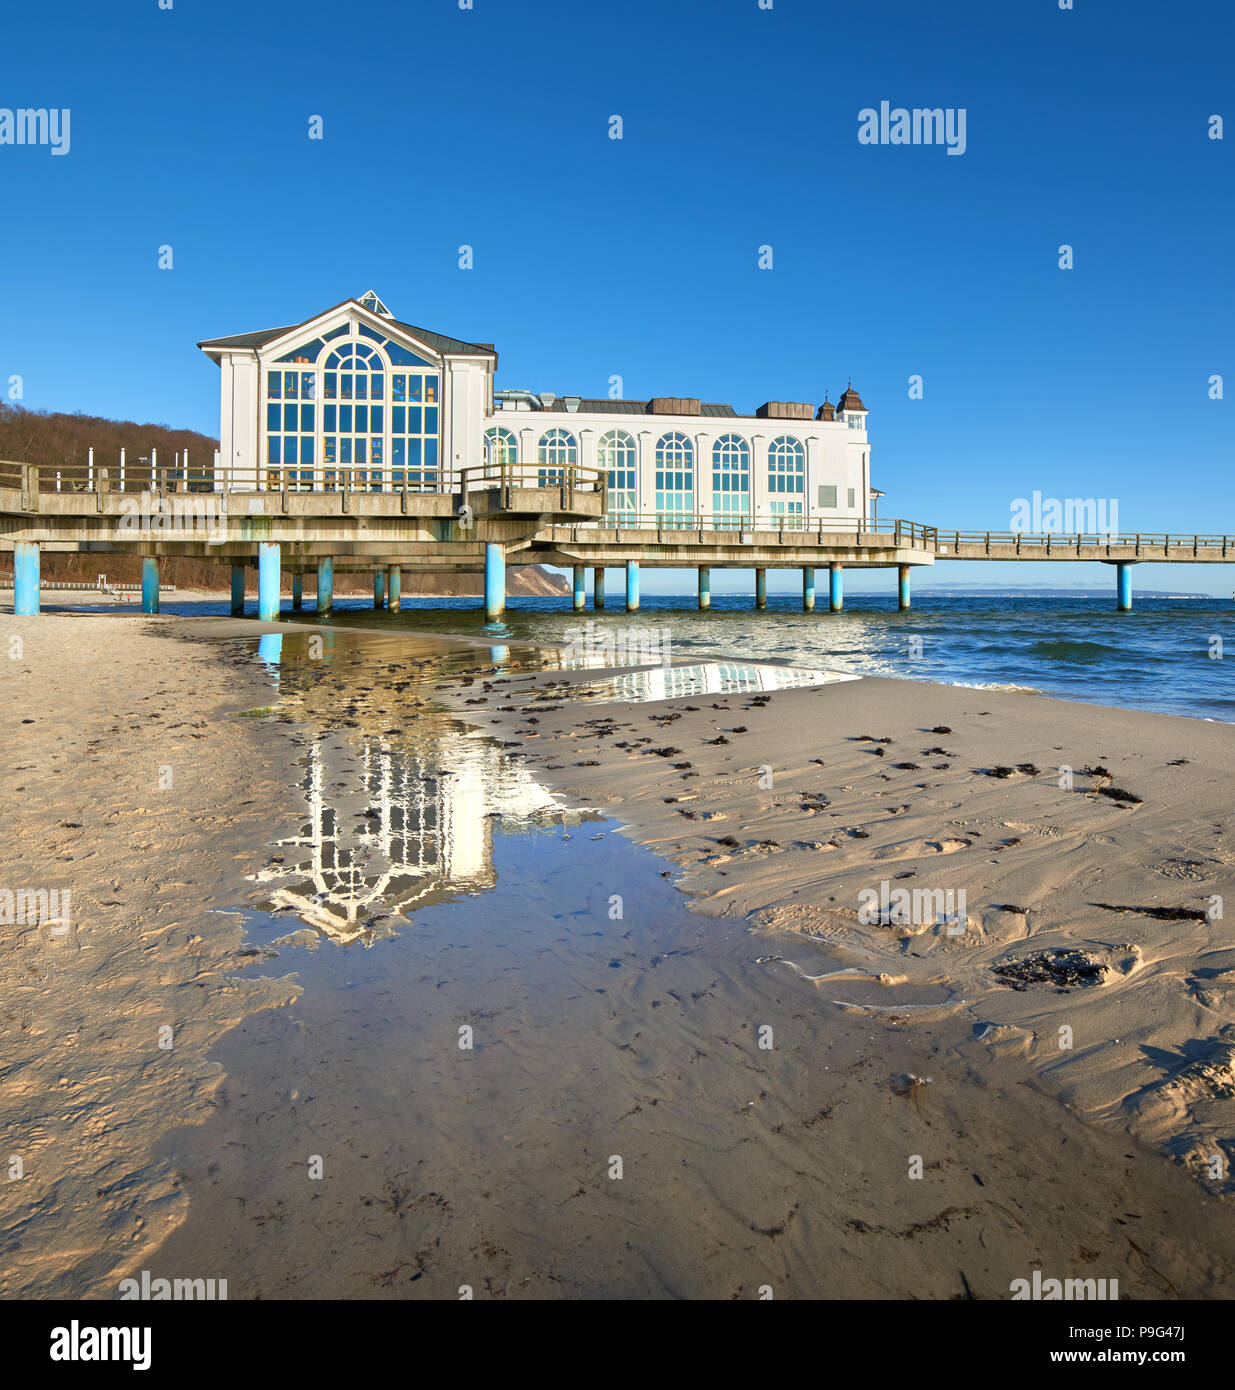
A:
[558,660,860,704]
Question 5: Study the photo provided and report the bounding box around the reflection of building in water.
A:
[581,661,861,704]
[250,729,574,945]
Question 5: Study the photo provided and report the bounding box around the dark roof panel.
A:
[199,300,496,358]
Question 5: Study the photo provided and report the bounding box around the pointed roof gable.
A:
[198,295,497,363]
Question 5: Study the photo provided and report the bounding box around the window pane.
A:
[370,405,383,433]
[340,438,352,464]
[392,438,405,465]
[267,436,279,464]
[267,404,280,431]
[301,436,314,465]
[392,405,405,433]
[324,372,337,400]
[325,404,336,431]
[424,438,437,467]
[355,405,368,433]
[284,404,297,431]
[301,372,315,399]
[267,372,281,399]
[354,375,367,400]
[301,404,314,432]
[424,375,438,402]
[371,438,383,464]
[340,405,352,432]
[407,376,423,402]
[355,438,367,464]
[424,406,438,434]
[408,406,422,433]
[392,374,406,402]
[284,373,298,400]
[371,374,384,400]
[324,436,337,464]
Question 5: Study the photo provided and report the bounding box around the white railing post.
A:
[120,447,126,491]
[88,446,94,491]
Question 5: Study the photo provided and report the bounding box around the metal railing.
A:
[577,512,938,543]
[939,530,1233,556]
[0,458,609,500]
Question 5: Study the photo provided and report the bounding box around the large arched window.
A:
[655,431,694,527]
[711,434,750,529]
[264,327,441,493]
[598,429,637,525]
[538,428,577,487]
[767,435,805,520]
[484,426,518,466]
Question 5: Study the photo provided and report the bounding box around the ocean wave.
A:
[1029,639,1124,662]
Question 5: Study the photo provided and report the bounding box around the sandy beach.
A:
[2,609,1234,1299]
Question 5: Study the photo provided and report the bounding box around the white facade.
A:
[200,291,874,525]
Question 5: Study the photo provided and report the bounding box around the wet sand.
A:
[2,612,1235,1298]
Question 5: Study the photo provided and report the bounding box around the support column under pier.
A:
[626,560,640,612]
[292,574,303,611]
[829,562,844,614]
[573,565,585,612]
[388,565,401,614]
[373,570,385,610]
[317,557,333,614]
[698,566,711,610]
[141,556,160,614]
[755,568,767,610]
[14,541,39,615]
[898,564,910,611]
[803,567,815,612]
[485,543,506,621]
[1117,561,1133,612]
[593,567,605,610]
[257,542,281,622]
[230,564,245,615]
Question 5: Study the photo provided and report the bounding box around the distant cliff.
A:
[0,402,569,596]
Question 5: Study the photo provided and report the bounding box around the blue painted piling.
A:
[317,557,333,614]
[898,564,910,611]
[373,570,385,609]
[230,564,245,615]
[593,567,605,609]
[830,562,844,613]
[141,557,160,614]
[1117,561,1133,611]
[14,541,39,615]
[755,568,767,610]
[573,565,585,612]
[484,542,505,620]
[257,542,281,621]
[803,567,815,612]
[698,566,711,610]
[626,560,640,612]
[292,573,303,611]
[388,565,401,614]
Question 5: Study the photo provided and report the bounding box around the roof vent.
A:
[539,392,557,408]
[563,396,581,412]
[648,397,701,415]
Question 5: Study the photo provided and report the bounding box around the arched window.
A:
[265,328,441,494]
[538,428,577,487]
[484,426,518,466]
[767,435,805,521]
[598,429,637,525]
[711,434,750,529]
[655,431,694,527]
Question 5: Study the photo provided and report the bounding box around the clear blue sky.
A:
[1,0,1230,593]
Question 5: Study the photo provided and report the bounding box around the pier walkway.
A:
[1,460,1230,618]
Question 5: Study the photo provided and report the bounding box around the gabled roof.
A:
[198,297,497,360]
